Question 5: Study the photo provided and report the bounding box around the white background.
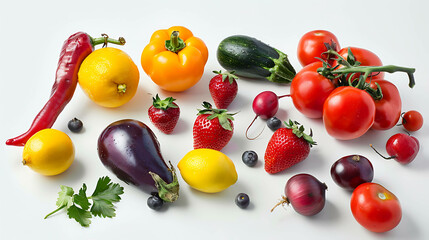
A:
[1,0,428,239]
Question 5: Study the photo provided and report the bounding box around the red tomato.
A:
[338,47,384,80]
[370,80,402,130]
[323,87,376,140]
[402,110,424,131]
[351,183,402,233]
[290,62,335,118]
[297,30,340,67]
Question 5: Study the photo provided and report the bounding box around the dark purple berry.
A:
[267,117,282,131]
[235,193,250,209]
[242,151,258,167]
[68,118,83,133]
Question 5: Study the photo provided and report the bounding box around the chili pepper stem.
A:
[91,35,126,47]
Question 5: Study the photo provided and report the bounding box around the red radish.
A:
[370,133,420,164]
[272,173,327,216]
[246,91,289,139]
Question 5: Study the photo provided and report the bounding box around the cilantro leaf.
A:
[91,199,116,218]
[56,185,74,208]
[73,184,90,211]
[90,177,124,218]
[67,205,92,227]
[45,176,124,227]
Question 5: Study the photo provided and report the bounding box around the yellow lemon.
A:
[78,47,139,108]
[22,129,75,176]
[178,149,238,193]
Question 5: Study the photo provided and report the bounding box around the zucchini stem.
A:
[265,49,296,84]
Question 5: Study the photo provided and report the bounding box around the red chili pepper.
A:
[6,32,125,146]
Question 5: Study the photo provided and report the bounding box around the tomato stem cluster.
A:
[317,48,416,101]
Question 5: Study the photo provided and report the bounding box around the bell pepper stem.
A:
[165,31,186,53]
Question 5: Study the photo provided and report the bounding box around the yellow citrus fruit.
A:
[22,129,75,176]
[78,47,139,108]
[178,149,238,193]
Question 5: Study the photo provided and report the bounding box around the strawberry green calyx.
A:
[152,94,178,110]
[285,120,317,146]
[197,102,236,131]
[213,70,239,84]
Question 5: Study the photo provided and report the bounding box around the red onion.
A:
[272,173,327,216]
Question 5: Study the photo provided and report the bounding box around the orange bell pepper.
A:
[141,26,208,92]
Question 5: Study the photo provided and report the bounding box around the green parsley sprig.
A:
[44,176,124,227]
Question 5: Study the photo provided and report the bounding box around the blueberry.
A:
[235,193,250,209]
[147,194,164,210]
[68,118,83,133]
[242,150,258,167]
[267,117,282,131]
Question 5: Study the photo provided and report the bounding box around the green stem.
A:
[148,162,179,202]
[44,205,66,219]
[265,49,296,83]
[117,84,127,93]
[91,35,126,47]
[165,31,186,53]
[332,65,416,88]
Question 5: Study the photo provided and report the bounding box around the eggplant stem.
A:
[149,162,180,202]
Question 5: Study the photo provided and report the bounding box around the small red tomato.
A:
[290,62,336,118]
[338,47,384,80]
[297,30,340,67]
[323,87,376,140]
[401,110,424,131]
[351,183,401,233]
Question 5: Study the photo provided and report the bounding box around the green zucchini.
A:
[217,35,296,83]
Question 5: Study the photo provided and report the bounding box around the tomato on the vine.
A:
[370,80,402,130]
[323,86,376,140]
[351,183,402,233]
[290,62,336,118]
[338,47,384,80]
[297,30,340,67]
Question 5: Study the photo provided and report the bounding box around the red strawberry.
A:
[209,70,238,109]
[193,102,235,151]
[148,94,180,134]
[264,120,316,174]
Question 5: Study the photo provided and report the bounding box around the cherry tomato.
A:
[297,30,340,67]
[338,47,384,80]
[401,110,423,131]
[370,80,402,130]
[323,87,376,140]
[351,183,402,233]
[290,62,336,118]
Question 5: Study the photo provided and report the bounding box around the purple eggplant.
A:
[97,119,179,202]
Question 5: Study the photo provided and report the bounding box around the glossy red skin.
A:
[6,32,93,146]
[370,80,402,130]
[291,62,335,118]
[252,91,279,119]
[285,174,327,216]
[148,102,180,134]
[209,74,238,109]
[323,87,376,140]
[193,114,233,151]
[297,30,340,67]
[330,155,374,190]
[351,183,402,233]
[402,110,424,131]
[264,128,310,174]
[338,47,384,80]
[386,133,419,164]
